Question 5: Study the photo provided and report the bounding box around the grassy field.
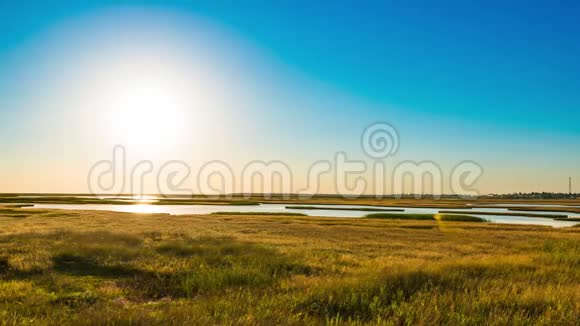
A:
[0,206,578,325]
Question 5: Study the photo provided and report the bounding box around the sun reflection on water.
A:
[121,204,164,214]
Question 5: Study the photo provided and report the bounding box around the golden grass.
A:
[0,206,578,325]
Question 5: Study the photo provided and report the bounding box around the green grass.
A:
[211,212,307,216]
[365,213,488,222]
[438,214,489,222]
[285,206,404,212]
[0,207,577,324]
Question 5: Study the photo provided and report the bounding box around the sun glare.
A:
[120,204,163,214]
[108,79,189,152]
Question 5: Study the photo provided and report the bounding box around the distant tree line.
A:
[481,192,578,199]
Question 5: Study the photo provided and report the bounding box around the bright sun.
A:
[108,79,189,152]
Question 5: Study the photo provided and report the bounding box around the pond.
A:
[26,203,579,228]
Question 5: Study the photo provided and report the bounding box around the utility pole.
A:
[570,177,573,199]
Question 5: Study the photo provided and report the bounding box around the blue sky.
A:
[0,1,578,194]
